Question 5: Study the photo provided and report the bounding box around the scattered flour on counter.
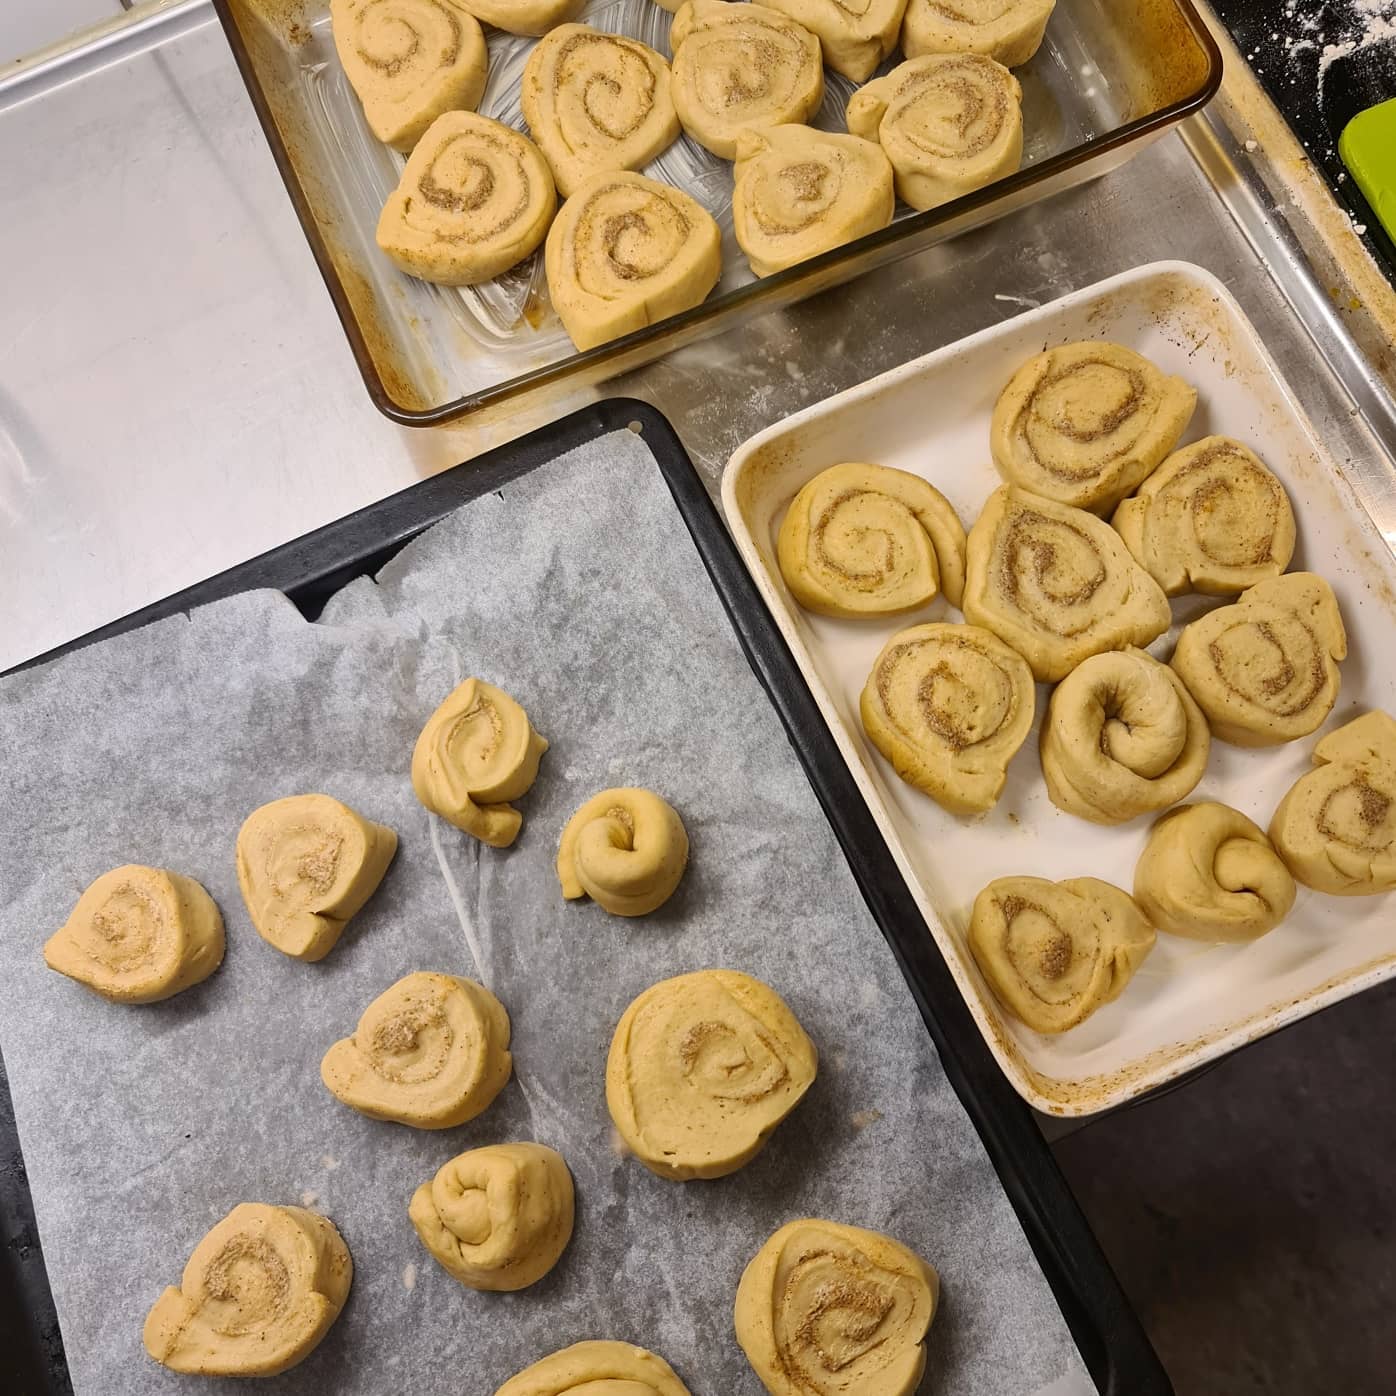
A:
[402,1263,417,1292]
[300,1190,318,1207]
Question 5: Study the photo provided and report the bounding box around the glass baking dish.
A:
[213,0,1221,425]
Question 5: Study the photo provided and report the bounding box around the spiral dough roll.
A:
[1040,647,1210,826]
[321,971,513,1128]
[759,0,910,81]
[494,1341,693,1395]
[409,1143,574,1291]
[1170,572,1347,747]
[43,864,224,1004]
[557,787,689,916]
[1134,802,1296,941]
[459,0,582,38]
[143,1204,352,1377]
[330,0,488,153]
[902,0,1056,67]
[1269,710,1396,896]
[734,1218,939,1396]
[846,53,1023,212]
[606,969,817,1180]
[969,875,1155,1033]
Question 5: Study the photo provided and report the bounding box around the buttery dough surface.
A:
[606,969,817,1179]
[410,1143,574,1291]
[902,0,1056,66]
[557,787,689,915]
[1134,802,1296,941]
[331,0,488,153]
[757,0,909,81]
[377,112,557,286]
[990,341,1197,513]
[1170,572,1347,747]
[777,461,966,615]
[495,1340,693,1395]
[962,485,1171,682]
[968,875,1155,1033]
[143,1204,351,1377]
[412,677,548,847]
[846,53,1023,212]
[459,0,582,36]
[321,971,513,1128]
[735,1218,939,1396]
[1269,710,1396,896]
[43,864,224,1004]
[236,793,397,962]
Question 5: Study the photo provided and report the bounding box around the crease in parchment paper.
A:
[0,429,1086,1395]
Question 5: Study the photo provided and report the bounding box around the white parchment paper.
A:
[0,430,1088,1395]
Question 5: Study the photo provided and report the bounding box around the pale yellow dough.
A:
[606,969,817,1180]
[733,126,894,278]
[902,0,1056,66]
[522,26,680,197]
[1135,802,1296,941]
[962,485,1171,682]
[777,461,966,615]
[236,793,397,962]
[1112,436,1297,596]
[545,170,721,350]
[377,112,557,286]
[1170,572,1347,747]
[495,1341,693,1395]
[143,1204,351,1377]
[968,875,1155,1033]
[861,622,1034,815]
[990,341,1197,513]
[847,53,1023,212]
[410,1143,574,1291]
[735,1218,939,1396]
[321,971,513,1128]
[331,0,488,153]
[412,677,549,847]
[43,865,224,1004]
[1040,647,1210,826]
[1269,710,1396,896]
[757,0,909,81]
[670,2,824,160]
[460,0,582,36]
[557,787,689,916]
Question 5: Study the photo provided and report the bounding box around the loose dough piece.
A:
[968,875,1155,1033]
[495,1341,693,1395]
[902,0,1056,66]
[1135,802,1296,941]
[733,126,894,278]
[321,971,513,1128]
[861,623,1034,815]
[412,677,549,848]
[143,1204,351,1377]
[330,0,488,153]
[459,0,582,36]
[990,341,1197,513]
[521,26,680,197]
[545,170,721,349]
[757,0,909,81]
[1170,572,1347,747]
[236,794,397,962]
[377,112,556,286]
[1040,647,1210,826]
[43,865,224,1004]
[410,1143,574,1291]
[846,53,1023,212]
[1112,436,1297,596]
[669,2,824,160]
[1269,710,1396,896]
[776,461,966,615]
[606,969,817,1179]
[962,485,1172,682]
[557,788,689,915]
[735,1219,939,1396]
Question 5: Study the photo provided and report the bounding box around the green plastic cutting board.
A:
[1339,96,1396,243]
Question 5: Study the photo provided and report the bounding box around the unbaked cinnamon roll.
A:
[1170,572,1347,747]
[1269,710,1396,896]
[330,0,488,153]
[758,0,910,81]
[962,485,1172,682]
[990,341,1197,513]
[459,0,581,37]
[557,787,689,916]
[733,126,894,278]
[968,875,1155,1033]
[901,0,1056,67]
[495,1342,693,1395]
[846,53,1023,211]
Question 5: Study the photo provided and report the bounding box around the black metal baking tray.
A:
[1,400,1169,1395]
